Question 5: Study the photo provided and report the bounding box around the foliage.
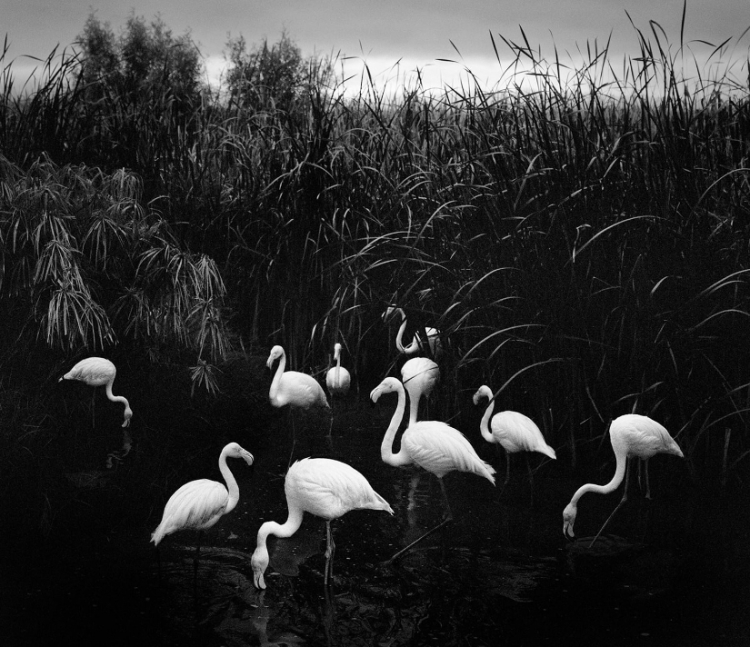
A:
[0,155,230,393]
[2,15,750,488]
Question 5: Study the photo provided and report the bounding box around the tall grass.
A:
[2,18,750,489]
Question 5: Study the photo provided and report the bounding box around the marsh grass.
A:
[2,15,750,503]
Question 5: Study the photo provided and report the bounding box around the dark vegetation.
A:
[1,10,750,541]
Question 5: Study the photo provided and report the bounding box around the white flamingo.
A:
[151,442,254,570]
[251,457,394,589]
[472,385,556,485]
[383,307,442,424]
[383,306,442,359]
[325,342,351,435]
[370,376,495,561]
[59,357,133,467]
[325,343,351,398]
[267,345,329,460]
[562,413,684,546]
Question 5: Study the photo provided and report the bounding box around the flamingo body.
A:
[60,356,132,427]
[562,413,683,539]
[151,442,254,546]
[473,385,556,458]
[267,345,329,410]
[401,357,439,426]
[251,457,393,589]
[325,343,351,397]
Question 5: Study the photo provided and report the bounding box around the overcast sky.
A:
[4,1,749,92]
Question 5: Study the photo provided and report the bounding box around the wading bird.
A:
[401,356,439,426]
[562,413,684,546]
[59,357,133,466]
[383,306,441,424]
[370,377,495,561]
[251,457,394,589]
[267,345,330,459]
[473,385,556,485]
[151,442,254,571]
[325,342,351,434]
[383,305,442,359]
[325,343,351,398]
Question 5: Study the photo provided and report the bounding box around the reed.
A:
[1,16,750,489]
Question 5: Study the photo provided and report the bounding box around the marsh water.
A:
[3,383,750,647]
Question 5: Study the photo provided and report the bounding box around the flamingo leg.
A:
[287,411,297,469]
[504,452,511,486]
[193,531,203,582]
[328,399,335,437]
[590,458,631,547]
[388,477,452,563]
[644,458,652,499]
[324,520,335,586]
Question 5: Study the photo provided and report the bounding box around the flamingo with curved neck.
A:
[267,345,329,462]
[251,457,393,589]
[473,385,556,485]
[370,376,495,560]
[60,357,133,467]
[562,413,683,546]
[151,442,254,573]
[384,306,441,358]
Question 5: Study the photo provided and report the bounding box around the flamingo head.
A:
[122,405,133,428]
[370,377,401,403]
[562,502,577,538]
[266,345,285,369]
[472,386,492,407]
[251,545,269,590]
[226,442,255,466]
[333,342,342,357]
[382,306,403,323]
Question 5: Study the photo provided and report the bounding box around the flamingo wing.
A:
[287,458,392,519]
[277,372,329,408]
[491,411,554,457]
[63,357,115,387]
[153,479,229,542]
[404,422,496,482]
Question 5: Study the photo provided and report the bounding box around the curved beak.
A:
[563,521,575,539]
[242,450,255,467]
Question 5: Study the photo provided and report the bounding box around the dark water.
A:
[3,396,750,647]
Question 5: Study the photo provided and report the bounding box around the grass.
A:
[1,15,750,510]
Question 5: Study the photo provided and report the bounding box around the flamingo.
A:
[472,385,556,485]
[401,356,440,426]
[325,342,351,435]
[325,343,351,398]
[251,457,394,589]
[383,306,442,359]
[370,376,495,561]
[383,307,441,424]
[59,357,133,467]
[151,442,254,571]
[267,345,330,460]
[562,413,684,546]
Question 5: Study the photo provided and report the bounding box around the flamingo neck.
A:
[394,309,418,355]
[569,446,627,506]
[104,382,132,418]
[269,351,287,403]
[478,388,495,443]
[335,352,341,383]
[256,505,305,549]
[381,383,413,467]
[218,447,241,514]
